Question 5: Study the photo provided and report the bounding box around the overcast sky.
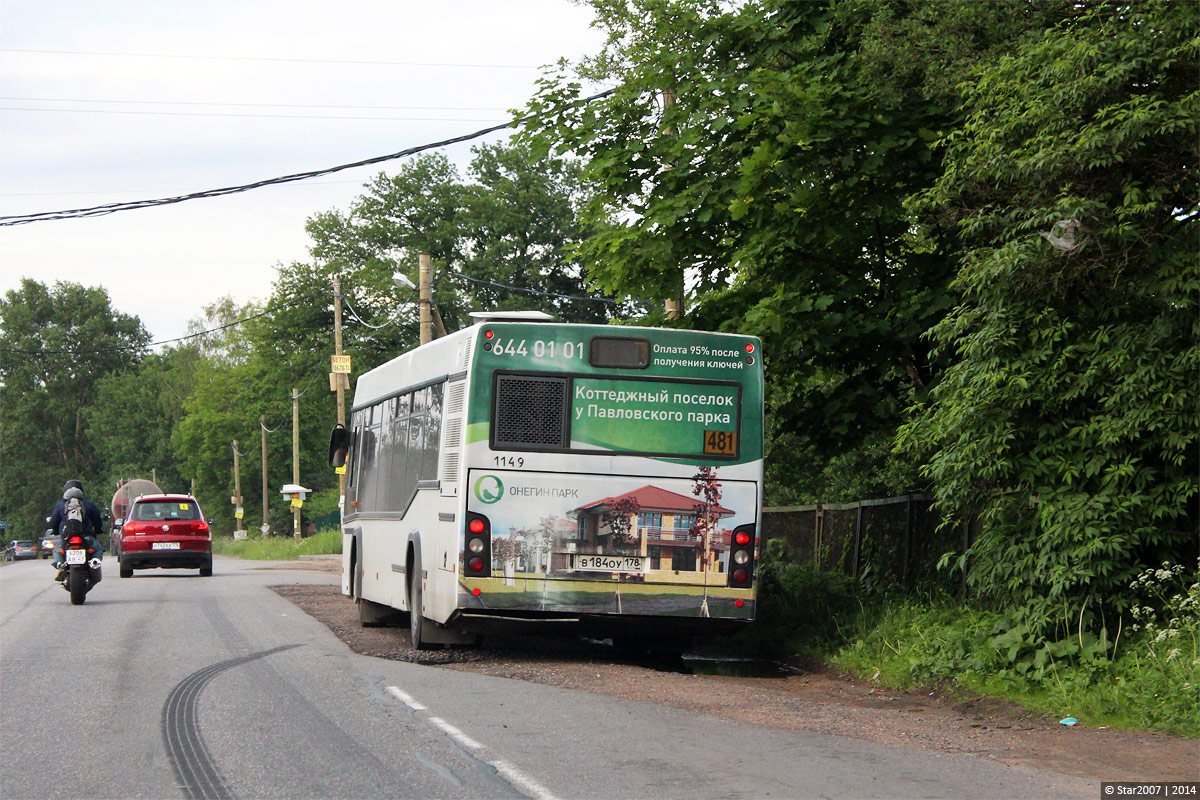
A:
[0,0,605,344]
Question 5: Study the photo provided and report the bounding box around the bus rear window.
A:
[588,337,650,369]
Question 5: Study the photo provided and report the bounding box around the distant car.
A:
[40,530,60,559]
[117,494,212,578]
[4,540,39,561]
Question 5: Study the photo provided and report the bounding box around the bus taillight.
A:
[464,512,492,578]
[727,523,756,587]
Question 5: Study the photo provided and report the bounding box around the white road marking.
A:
[490,759,558,800]
[386,686,426,710]
[386,684,560,800]
[427,715,484,751]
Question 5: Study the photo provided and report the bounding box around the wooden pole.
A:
[419,254,433,346]
[232,440,243,536]
[332,276,347,504]
[292,387,301,541]
[260,415,269,535]
[661,89,682,321]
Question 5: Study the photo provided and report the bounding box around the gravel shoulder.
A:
[270,579,1197,784]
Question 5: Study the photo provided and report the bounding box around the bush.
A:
[740,539,865,659]
[830,560,1199,736]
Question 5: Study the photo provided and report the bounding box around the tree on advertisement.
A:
[691,466,723,617]
[601,497,642,555]
[492,534,520,586]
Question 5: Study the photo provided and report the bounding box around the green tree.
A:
[0,279,148,533]
[304,145,631,339]
[85,347,199,495]
[171,301,339,538]
[900,1,1199,622]
[523,0,1069,502]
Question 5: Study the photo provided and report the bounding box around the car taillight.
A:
[463,512,491,577]
[195,521,209,534]
[727,523,757,588]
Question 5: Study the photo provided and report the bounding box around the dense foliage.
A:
[523,0,1079,503]
[899,0,1199,621]
[0,280,149,533]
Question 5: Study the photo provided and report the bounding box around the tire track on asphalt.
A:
[162,644,301,800]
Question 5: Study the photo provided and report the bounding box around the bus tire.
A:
[408,577,435,650]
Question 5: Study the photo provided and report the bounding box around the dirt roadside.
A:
[266,572,1197,785]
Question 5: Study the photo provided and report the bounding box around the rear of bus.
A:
[455,320,763,637]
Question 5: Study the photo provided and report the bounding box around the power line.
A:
[447,269,616,304]
[0,178,365,198]
[1,106,509,123]
[0,291,327,355]
[0,47,542,70]
[0,96,512,112]
[0,87,617,227]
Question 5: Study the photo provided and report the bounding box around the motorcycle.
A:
[57,529,101,605]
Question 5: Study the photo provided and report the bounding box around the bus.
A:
[327,311,763,651]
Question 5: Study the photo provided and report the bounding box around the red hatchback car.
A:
[116,494,212,578]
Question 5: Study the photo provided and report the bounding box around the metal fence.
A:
[762,494,971,590]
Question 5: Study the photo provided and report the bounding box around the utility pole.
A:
[332,277,347,503]
[292,387,301,541]
[260,415,269,535]
[231,440,243,537]
[661,88,682,321]
[418,254,433,345]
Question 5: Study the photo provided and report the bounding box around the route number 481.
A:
[703,430,737,456]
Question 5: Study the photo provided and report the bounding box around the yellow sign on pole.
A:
[290,498,304,510]
[331,355,351,374]
[335,465,346,475]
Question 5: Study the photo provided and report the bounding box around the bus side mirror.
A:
[328,424,349,468]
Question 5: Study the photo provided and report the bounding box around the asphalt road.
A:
[0,556,1095,799]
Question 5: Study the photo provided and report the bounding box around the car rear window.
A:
[132,501,200,521]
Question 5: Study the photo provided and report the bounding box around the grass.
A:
[827,594,1199,738]
[211,527,342,560]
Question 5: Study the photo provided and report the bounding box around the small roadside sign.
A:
[331,355,351,374]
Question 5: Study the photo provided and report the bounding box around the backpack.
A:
[66,497,84,525]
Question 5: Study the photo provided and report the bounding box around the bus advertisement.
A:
[330,312,763,650]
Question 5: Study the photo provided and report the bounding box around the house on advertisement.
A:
[558,485,735,577]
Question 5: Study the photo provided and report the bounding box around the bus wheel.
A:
[408,579,435,650]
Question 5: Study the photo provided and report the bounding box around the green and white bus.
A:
[328,311,763,650]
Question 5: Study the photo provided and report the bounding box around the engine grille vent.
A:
[446,381,466,415]
[493,374,568,450]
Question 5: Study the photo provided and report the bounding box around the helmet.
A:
[63,479,84,494]
[63,487,84,501]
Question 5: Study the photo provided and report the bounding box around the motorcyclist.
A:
[50,480,104,581]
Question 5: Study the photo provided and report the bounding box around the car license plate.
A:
[572,554,646,573]
[65,549,87,565]
[152,542,180,550]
